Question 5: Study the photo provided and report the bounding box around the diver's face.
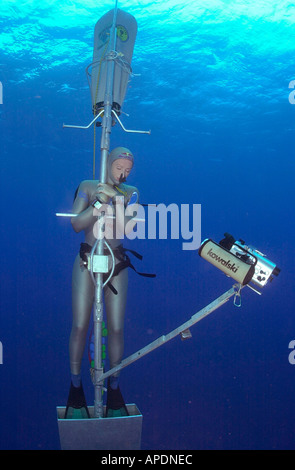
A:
[111,158,133,183]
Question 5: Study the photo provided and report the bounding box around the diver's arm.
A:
[71,205,96,233]
[70,181,96,233]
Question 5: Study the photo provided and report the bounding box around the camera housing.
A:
[229,240,280,289]
[199,233,280,291]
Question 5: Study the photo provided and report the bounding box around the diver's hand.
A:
[94,183,117,202]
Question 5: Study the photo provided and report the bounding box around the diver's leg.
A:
[65,255,94,419]
[104,267,129,416]
[104,267,128,382]
[69,255,94,378]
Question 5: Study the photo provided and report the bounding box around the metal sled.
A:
[56,404,142,450]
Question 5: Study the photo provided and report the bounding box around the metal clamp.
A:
[233,283,242,307]
[62,108,151,134]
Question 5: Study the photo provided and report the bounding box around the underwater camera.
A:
[198,233,280,293]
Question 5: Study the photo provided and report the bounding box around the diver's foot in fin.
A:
[64,406,90,419]
[64,382,90,419]
[106,407,128,418]
[106,378,129,418]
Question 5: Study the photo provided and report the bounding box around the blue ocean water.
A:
[1,0,295,450]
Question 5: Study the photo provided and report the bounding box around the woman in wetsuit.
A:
[65,147,139,419]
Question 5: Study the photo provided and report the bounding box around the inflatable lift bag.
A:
[91,9,137,112]
[199,239,255,285]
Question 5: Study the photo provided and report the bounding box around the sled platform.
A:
[56,404,142,450]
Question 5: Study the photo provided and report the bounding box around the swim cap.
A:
[108,147,134,184]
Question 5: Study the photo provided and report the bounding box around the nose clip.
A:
[119,173,126,183]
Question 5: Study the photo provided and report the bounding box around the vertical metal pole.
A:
[93,3,118,418]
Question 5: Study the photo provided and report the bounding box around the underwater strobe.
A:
[199,233,280,294]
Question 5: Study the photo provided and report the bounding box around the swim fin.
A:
[106,378,129,418]
[64,382,90,419]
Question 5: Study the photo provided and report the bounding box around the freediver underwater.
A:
[56,3,155,430]
[65,146,146,419]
